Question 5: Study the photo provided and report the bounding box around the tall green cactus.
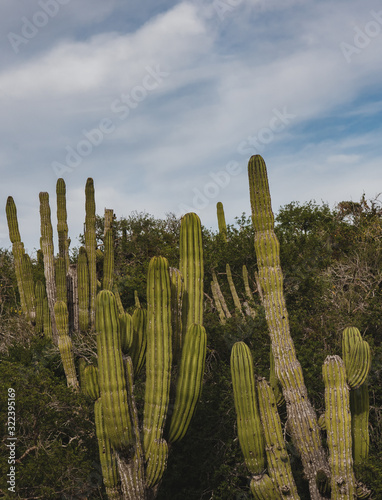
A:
[85,178,97,329]
[216,201,227,241]
[248,155,328,499]
[56,178,70,272]
[169,267,184,362]
[322,355,355,499]
[6,196,28,319]
[143,256,172,485]
[179,212,204,332]
[103,228,114,291]
[55,257,67,304]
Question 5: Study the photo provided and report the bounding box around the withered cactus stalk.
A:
[248,155,328,499]
[56,178,70,272]
[85,178,97,329]
[39,192,58,343]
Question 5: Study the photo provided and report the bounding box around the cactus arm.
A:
[211,280,227,324]
[257,377,300,499]
[323,355,356,499]
[103,228,114,291]
[21,253,36,322]
[269,349,284,407]
[78,247,90,332]
[169,267,184,362]
[83,364,100,401]
[96,290,133,450]
[230,342,265,474]
[250,473,282,500]
[179,212,204,332]
[35,281,45,334]
[39,192,58,343]
[212,271,231,319]
[248,155,328,499]
[54,301,79,389]
[226,263,244,318]
[216,201,227,241]
[55,257,67,304]
[85,178,97,329]
[119,312,133,353]
[130,307,147,377]
[168,323,207,443]
[351,383,370,466]
[143,256,172,475]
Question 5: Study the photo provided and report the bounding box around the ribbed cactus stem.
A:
[55,257,67,304]
[226,263,244,318]
[78,247,89,332]
[103,228,114,291]
[257,377,300,499]
[179,213,204,332]
[43,297,52,339]
[248,155,327,500]
[85,178,97,329]
[169,267,184,362]
[83,364,100,401]
[250,473,282,500]
[39,192,58,343]
[168,323,207,443]
[143,256,172,486]
[96,290,133,451]
[6,197,28,318]
[323,355,355,499]
[116,357,146,499]
[94,399,123,500]
[230,342,265,474]
[54,301,79,389]
[56,178,70,272]
[216,201,227,241]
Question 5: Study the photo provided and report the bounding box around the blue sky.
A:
[1,0,382,253]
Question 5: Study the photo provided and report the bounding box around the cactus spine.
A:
[248,155,327,499]
[85,178,97,329]
[323,355,355,499]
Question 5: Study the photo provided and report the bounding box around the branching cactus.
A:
[248,155,328,499]
[342,327,371,467]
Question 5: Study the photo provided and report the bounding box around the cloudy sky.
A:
[1,0,381,253]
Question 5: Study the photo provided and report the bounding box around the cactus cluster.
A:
[229,155,372,500]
